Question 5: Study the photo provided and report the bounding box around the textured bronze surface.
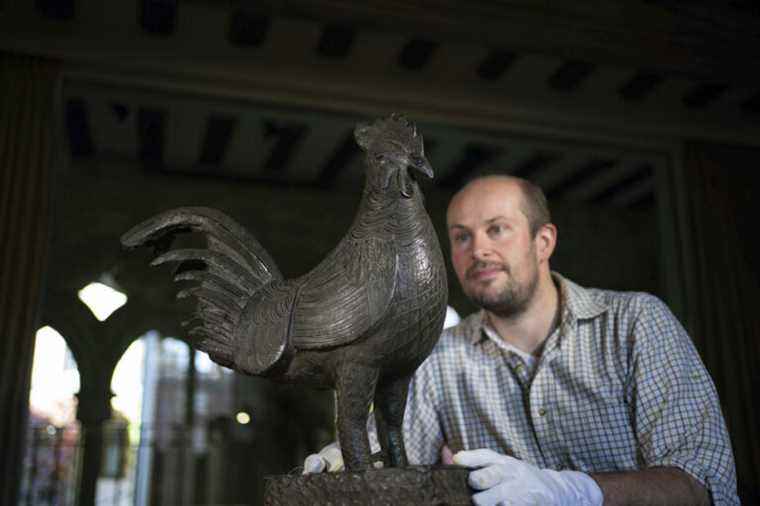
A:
[265,467,471,506]
[122,114,448,471]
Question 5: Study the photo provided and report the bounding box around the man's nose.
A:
[471,233,492,260]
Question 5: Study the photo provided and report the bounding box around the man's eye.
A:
[453,233,470,244]
[488,224,504,236]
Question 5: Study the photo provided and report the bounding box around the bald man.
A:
[307,176,739,506]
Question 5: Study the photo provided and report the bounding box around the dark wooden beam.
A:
[36,0,74,20]
[511,152,561,179]
[264,0,760,86]
[439,143,498,188]
[316,23,356,59]
[545,159,616,200]
[618,71,664,101]
[477,50,517,81]
[138,108,167,171]
[548,60,596,92]
[109,102,130,123]
[140,0,178,36]
[627,190,656,209]
[398,39,437,70]
[199,115,238,166]
[683,83,729,109]
[262,120,309,174]
[591,163,653,204]
[65,98,93,158]
[317,130,359,187]
[228,6,271,47]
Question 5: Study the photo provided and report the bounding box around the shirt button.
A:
[538,408,547,417]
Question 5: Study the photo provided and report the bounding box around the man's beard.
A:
[465,260,539,318]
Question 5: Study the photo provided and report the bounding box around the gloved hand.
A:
[302,422,383,474]
[303,442,345,474]
[453,449,603,506]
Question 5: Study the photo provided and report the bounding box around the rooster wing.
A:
[289,235,398,349]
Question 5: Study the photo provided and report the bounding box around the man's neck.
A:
[486,273,560,356]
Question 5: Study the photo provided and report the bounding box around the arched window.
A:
[22,326,81,506]
[106,333,235,506]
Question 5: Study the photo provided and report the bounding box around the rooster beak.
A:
[411,156,435,179]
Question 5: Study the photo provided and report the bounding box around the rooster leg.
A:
[374,374,412,467]
[373,407,390,468]
[335,363,379,471]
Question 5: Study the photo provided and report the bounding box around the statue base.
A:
[264,466,471,505]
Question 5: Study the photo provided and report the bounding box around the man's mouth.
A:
[466,263,507,281]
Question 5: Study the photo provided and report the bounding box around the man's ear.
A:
[535,223,557,263]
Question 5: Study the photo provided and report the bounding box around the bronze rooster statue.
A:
[121,115,448,471]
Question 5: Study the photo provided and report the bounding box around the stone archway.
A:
[40,289,181,506]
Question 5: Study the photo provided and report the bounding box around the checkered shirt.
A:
[403,274,739,505]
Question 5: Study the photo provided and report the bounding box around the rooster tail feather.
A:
[174,271,248,301]
[177,286,242,315]
[152,248,266,293]
[122,207,282,281]
[189,326,236,366]
[121,207,282,370]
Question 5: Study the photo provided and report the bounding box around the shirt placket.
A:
[526,326,567,470]
[499,351,545,467]
[503,352,531,387]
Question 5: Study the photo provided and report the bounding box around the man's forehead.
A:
[447,181,524,226]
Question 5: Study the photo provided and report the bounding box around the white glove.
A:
[453,449,603,506]
[303,442,345,474]
[302,422,382,474]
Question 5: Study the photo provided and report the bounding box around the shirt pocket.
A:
[556,378,638,472]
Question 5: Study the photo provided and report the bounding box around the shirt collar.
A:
[553,272,608,322]
[467,272,609,346]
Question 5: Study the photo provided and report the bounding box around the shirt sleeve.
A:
[403,355,445,465]
[630,294,739,505]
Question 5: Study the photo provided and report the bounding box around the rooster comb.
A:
[354,113,422,152]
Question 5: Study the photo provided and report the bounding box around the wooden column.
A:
[0,52,58,506]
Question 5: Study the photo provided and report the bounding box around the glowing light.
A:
[78,282,127,321]
[235,411,251,425]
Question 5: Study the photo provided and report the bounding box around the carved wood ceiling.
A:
[4,0,760,209]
